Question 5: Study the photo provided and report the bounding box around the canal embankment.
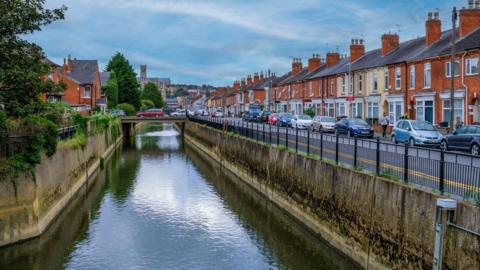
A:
[181,121,480,270]
[0,121,141,247]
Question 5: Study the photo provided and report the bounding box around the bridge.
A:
[120,116,187,124]
[120,116,187,140]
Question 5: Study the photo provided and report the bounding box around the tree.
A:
[117,103,136,116]
[106,53,141,110]
[141,99,154,110]
[102,72,118,109]
[0,0,67,117]
[142,82,164,108]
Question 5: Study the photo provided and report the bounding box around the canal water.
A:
[0,124,358,270]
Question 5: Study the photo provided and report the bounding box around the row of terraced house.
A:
[205,2,480,128]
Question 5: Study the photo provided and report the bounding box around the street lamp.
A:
[450,7,458,131]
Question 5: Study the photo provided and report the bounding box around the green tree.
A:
[141,99,154,110]
[117,103,136,116]
[142,82,164,108]
[102,72,119,108]
[106,53,141,110]
[0,1,67,117]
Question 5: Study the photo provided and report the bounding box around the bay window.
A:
[443,99,464,125]
[416,100,434,123]
[367,102,380,119]
[388,101,403,125]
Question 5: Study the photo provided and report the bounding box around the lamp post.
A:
[450,7,457,131]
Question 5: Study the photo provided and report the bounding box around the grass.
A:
[58,131,86,149]
[379,168,401,182]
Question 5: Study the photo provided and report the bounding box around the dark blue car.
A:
[335,118,374,138]
[277,112,293,127]
[440,125,480,155]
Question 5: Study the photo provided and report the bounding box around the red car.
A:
[268,113,278,126]
[136,108,164,117]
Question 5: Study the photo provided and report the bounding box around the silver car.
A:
[392,120,442,147]
[312,116,336,132]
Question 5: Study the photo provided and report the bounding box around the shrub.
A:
[141,99,155,110]
[304,107,315,117]
[117,103,136,116]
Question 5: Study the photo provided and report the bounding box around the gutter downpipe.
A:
[461,51,468,124]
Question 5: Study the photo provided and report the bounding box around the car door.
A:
[449,126,467,149]
[394,121,404,142]
[397,121,409,143]
[337,119,347,134]
[459,126,477,150]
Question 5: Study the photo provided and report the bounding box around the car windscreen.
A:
[298,115,312,120]
[349,119,368,126]
[320,117,335,122]
[279,113,293,118]
[411,121,435,131]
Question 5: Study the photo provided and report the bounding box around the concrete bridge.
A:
[120,116,187,140]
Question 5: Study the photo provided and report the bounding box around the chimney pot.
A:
[469,0,474,8]
[428,12,433,20]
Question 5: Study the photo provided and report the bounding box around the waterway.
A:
[0,124,358,270]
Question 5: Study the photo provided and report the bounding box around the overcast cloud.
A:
[31,0,464,86]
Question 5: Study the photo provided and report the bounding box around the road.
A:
[193,116,480,200]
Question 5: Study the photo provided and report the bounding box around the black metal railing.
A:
[188,116,480,201]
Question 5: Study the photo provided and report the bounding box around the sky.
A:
[31,0,466,86]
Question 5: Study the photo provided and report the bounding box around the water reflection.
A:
[0,124,358,270]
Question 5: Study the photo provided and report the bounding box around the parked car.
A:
[171,109,186,116]
[391,120,442,147]
[258,111,272,123]
[212,109,224,118]
[109,109,125,117]
[136,108,164,117]
[312,116,336,132]
[335,118,374,138]
[242,111,251,122]
[268,113,278,126]
[440,125,480,155]
[291,115,313,129]
[277,113,293,127]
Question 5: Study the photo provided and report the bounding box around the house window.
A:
[349,76,353,94]
[358,75,363,93]
[372,72,378,93]
[330,80,334,95]
[384,68,389,90]
[350,103,363,118]
[341,77,346,94]
[323,80,327,96]
[388,101,403,124]
[337,103,346,116]
[309,81,313,96]
[424,63,431,88]
[395,67,401,90]
[83,86,92,98]
[367,102,379,119]
[409,65,415,89]
[466,58,479,75]
[416,100,434,123]
[445,61,460,77]
[326,103,335,117]
[443,99,464,125]
[289,85,293,98]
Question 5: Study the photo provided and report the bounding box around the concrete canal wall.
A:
[0,123,139,247]
[183,121,480,270]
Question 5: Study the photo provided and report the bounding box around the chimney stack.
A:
[350,39,365,63]
[233,80,240,91]
[381,33,400,56]
[326,52,340,68]
[241,78,246,87]
[459,0,480,38]
[247,75,252,85]
[426,11,442,46]
[308,54,321,72]
[260,71,264,80]
[291,58,303,75]
[253,73,260,84]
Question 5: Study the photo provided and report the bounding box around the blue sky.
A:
[32,0,465,86]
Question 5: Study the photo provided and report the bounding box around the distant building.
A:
[165,97,179,111]
[138,64,170,98]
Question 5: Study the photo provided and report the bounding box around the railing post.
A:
[295,127,299,153]
[285,126,289,148]
[439,149,445,194]
[376,137,380,175]
[335,133,339,165]
[353,137,358,168]
[262,123,265,142]
[307,128,310,156]
[256,122,259,142]
[404,144,409,183]
[269,124,272,145]
[320,131,323,160]
[277,125,280,146]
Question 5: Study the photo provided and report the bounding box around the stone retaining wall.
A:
[183,121,480,270]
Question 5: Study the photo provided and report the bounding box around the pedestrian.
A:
[380,113,389,138]
[455,116,463,130]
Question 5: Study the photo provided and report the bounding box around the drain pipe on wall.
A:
[461,51,468,124]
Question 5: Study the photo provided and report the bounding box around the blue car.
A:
[277,112,293,127]
[392,120,442,147]
[440,125,480,155]
[334,118,374,138]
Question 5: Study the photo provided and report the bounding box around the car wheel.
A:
[440,140,448,151]
[392,135,397,144]
[471,143,479,155]
[409,137,415,147]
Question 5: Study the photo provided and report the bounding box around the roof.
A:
[279,67,310,85]
[99,72,110,87]
[44,58,59,67]
[306,58,350,79]
[66,60,99,85]
[441,27,480,54]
